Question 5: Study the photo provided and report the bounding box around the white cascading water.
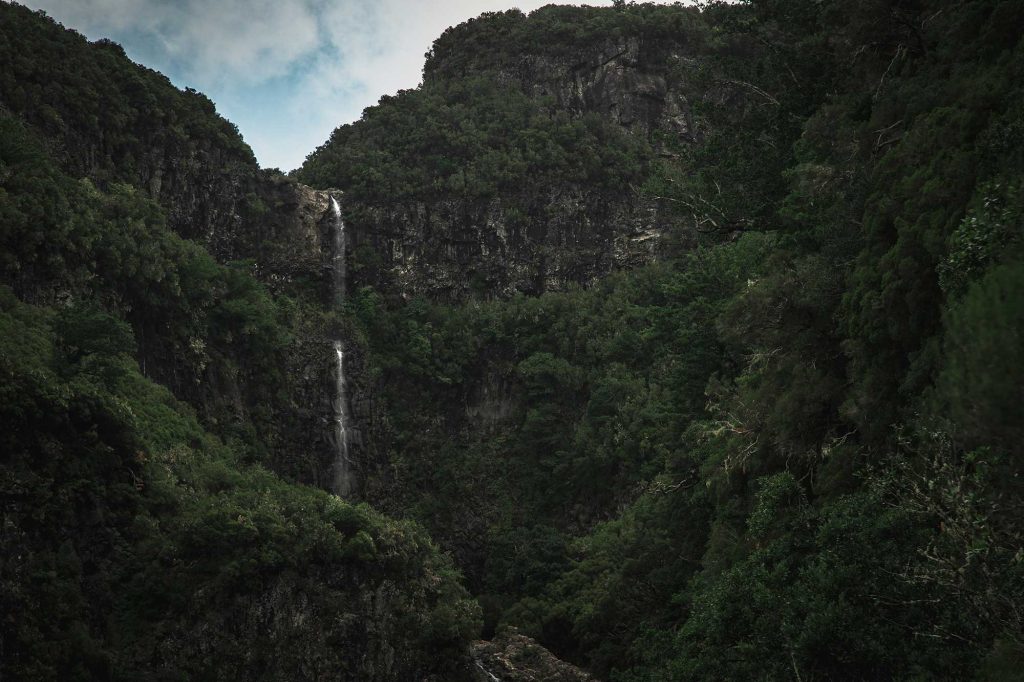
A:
[330,196,347,304]
[328,196,353,497]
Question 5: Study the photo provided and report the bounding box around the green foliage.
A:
[0,111,297,461]
[0,288,480,681]
[0,12,482,674]
[668,490,980,681]
[838,1,1024,440]
[0,2,254,186]
[298,76,648,203]
[878,433,1024,654]
[335,2,1024,679]
[939,182,1024,297]
[350,236,767,649]
[4,0,1024,679]
[423,5,706,77]
[934,260,1024,456]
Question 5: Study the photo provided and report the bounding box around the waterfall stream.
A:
[328,196,353,497]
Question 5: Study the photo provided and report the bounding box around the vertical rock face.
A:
[423,10,703,145]
[218,178,329,282]
[0,2,329,272]
[328,19,707,302]
[492,37,695,143]
[282,7,719,498]
[1,2,710,496]
[346,188,674,301]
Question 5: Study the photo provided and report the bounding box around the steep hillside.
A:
[0,115,482,680]
[303,1,1024,679]
[297,6,713,300]
[3,0,1024,680]
[0,5,481,679]
[1,1,274,254]
[0,2,365,490]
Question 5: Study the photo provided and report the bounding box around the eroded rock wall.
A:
[346,188,671,301]
[338,31,704,301]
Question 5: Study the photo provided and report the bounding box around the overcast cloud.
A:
[22,0,676,170]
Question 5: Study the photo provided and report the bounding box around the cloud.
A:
[22,0,679,170]
[28,0,323,85]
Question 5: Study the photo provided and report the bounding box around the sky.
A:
[21,0,676,171]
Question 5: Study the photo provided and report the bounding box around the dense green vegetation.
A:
[303,1,1024,679]
[0,0,363,488]
[0,3,253,182]
[0,111,297,462]
[0,283,479,679]
[298,76,648,204]
[4,0,1024,679]
[299,5,721,204]
[422,4,706,77]
[0,6,481,679]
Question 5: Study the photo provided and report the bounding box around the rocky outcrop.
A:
[424,8,703,145]
[246,180,333,290]
[472,630,595,682]
[346,188,673,300]
[340,19,706,300]
[0,3,330,272]
[499,37,695,143]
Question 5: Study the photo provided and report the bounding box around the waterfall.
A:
[330,196,346,304]
[331,339,353,497]
[328,196,353,497]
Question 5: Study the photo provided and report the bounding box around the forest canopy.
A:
[2,0,1023,680]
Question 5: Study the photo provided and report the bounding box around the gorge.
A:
[2,1,1023,680]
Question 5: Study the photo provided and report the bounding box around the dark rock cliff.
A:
[428,34,697,144]
[0,3,329,271]
[345,188,670,301]
[0,2,710,499]
[291,7,722,510]
[334,31,702,300]
[300,6,716,302]
[0,4,348,488]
